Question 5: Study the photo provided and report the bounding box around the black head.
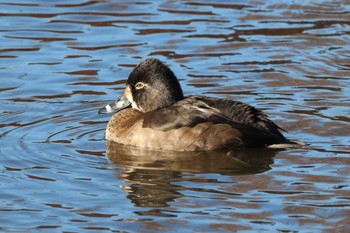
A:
[125,58,184,112]
[99,58,184,115]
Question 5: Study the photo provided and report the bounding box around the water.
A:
[0,0,349,232]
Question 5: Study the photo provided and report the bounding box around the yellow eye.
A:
[135,82,145,90]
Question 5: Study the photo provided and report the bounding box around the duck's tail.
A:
[267,139,307,149]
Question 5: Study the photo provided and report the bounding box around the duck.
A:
[99,58,303,151]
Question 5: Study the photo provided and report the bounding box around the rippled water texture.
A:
[1,0,350,232]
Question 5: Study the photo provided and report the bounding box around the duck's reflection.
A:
[107,141,278,208]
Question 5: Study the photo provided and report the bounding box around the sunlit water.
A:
[1,0,349,232]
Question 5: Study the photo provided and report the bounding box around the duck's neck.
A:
[106,108,143,141]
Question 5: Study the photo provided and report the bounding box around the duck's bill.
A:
[98,94,131,114]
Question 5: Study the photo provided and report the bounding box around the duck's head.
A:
[99,58,184,114]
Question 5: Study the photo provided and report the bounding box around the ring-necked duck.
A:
[99,58,304,151]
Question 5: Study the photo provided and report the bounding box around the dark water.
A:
[1,0,350,232]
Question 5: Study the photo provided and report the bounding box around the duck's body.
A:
[99,58,303,151]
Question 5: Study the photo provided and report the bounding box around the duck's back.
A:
[196,96,286,139]
[140,96,288,147]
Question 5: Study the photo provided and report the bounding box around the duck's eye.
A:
[135,82,145,90]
